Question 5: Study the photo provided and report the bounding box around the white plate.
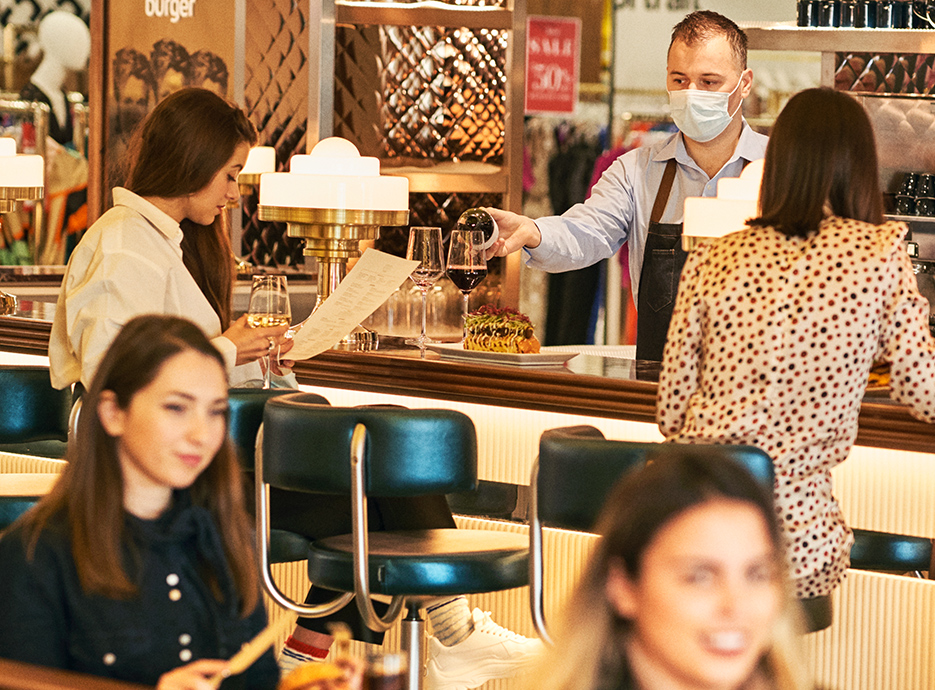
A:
[425,343,578,367]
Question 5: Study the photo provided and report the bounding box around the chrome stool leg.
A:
[400,601,425,690]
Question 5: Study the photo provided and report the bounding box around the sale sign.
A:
[525,16,581,115]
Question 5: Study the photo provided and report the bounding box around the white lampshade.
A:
[0,137,44,189]
[259,137,408,211]
[682,159,763,247]
[239,146,277,176]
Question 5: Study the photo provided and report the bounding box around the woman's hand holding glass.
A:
[245,275,292,388]
[223,315,293,366]
[446,229,488,341]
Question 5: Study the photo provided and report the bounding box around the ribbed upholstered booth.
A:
[228,389,329,564]
[255,394,529,690]
[0,366,73,530]
[529,426,777,643]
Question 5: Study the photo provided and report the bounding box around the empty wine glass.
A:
[446,229,488,341]
[246,275,291,388]
[405,226,444,352]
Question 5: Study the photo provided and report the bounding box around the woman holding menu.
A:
[48,87,293,391]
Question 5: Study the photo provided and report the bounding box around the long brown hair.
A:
[750,87,884,239]
[16,315,260,616]
[126,88,258,326]
[529,448,810,690]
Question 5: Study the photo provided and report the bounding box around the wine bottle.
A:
[455,207,500,250]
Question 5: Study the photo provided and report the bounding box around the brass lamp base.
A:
[0,186,42,214]
[1,193,40,311]
[0,290,17,315]
[258,205,409,351]
[334,324,379,351]
[238,174,262,197]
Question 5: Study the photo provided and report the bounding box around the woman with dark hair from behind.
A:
[49,87,292,391]
[531,448,811,690]
[658,88,935,613]
[0,315,279,689]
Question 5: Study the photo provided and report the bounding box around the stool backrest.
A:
[530,426,776,643]
[0,366,70,443]
[227,389,328,470]
[536,426,775,532]
[262,393,477,496]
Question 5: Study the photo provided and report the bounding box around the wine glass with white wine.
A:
[246,275,291,388]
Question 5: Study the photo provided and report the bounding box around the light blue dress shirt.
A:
[528,122,769,303]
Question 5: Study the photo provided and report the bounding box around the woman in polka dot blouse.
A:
[657,88,935,602]
[0,316,279,689]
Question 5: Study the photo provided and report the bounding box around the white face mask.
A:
[668,74,745,143]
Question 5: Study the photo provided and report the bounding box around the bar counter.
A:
[0,306,933,454]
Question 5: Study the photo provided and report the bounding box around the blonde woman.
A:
[531,448,810,690]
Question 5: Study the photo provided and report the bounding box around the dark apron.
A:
[636,159,687,362]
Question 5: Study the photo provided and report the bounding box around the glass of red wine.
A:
[446,229,488,341]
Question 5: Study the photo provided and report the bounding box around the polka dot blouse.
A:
[657,216,935,598]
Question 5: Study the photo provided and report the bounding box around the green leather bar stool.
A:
[0,366,73,531]
[850,528,933,577]
[256,394,529,690]
[227,389,329,564]
[0,365,71,460]
[530,426,779,643]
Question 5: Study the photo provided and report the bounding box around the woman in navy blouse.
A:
[0,315,279,690]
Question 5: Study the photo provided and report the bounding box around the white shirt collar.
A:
[654,119,762,170]
[111,187,184,246]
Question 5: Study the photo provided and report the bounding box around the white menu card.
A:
[287,249,418,360]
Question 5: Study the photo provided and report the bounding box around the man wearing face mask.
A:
[488,11,766,361]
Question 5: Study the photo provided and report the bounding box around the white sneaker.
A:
[278,647,320,679]
[425,608,544,690]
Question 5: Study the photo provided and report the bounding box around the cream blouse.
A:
[657,216,935,597]
[49,188,261,390]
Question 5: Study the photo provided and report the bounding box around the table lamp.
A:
[0,137,44,314]
[682,159,764,251]
[238,145,276,196]
[230,145,279,273]
[258,137,409,349]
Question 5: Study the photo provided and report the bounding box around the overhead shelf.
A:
[335,0,515,29]
[743,22,935,53]
[381,161,508,194]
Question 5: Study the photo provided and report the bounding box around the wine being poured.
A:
[447,226,488,342]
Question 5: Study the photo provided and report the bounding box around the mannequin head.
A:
[37,11,91,72]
